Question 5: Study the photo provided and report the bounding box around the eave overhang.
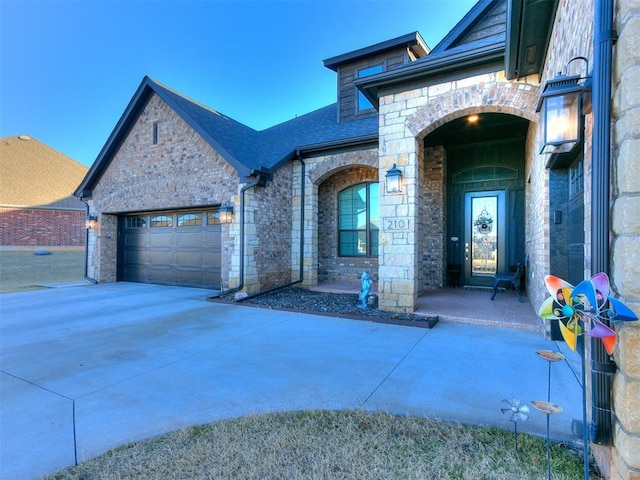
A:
[505,0,558,80]
[323,32,429,72]
[356,43,506,108]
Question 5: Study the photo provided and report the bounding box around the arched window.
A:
[338,182,378,256]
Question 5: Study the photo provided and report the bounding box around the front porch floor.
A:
[309,283,542,333]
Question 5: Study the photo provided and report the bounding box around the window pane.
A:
[357,66,383,111]
[370,226,379,256]
[177,213,202,226]
[369,183,379,229]
[338,182,379,257]
[150,215,172,227]
[207,212,220,225]
[126,216,146,228]
[339,231,367,256]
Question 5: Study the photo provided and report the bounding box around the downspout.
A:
[589,0,617,445]
[216,176,264,297]
[235,153,306,302]
[79,198,97,284]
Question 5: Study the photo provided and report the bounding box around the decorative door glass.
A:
[471,195,498,276]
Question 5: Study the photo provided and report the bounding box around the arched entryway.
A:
[423,113,530,288]
[316,165,379,285]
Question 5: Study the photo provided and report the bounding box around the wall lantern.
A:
[536,57,591,162]
[385,163,403,194]
[85,215,98,229]
[219,202,234,224]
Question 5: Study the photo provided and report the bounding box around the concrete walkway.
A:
[1,283,583,480]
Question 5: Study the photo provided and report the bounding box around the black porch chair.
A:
[490,259,526,302]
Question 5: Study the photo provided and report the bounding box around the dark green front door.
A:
[446,137,526,288]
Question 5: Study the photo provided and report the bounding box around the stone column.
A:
[378,93,420,313]
[609,1,640,477]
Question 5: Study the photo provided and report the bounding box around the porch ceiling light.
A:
[536,57,591,157]
[385,163,403,194]
[85,215,98,229]
[219,202,234,224]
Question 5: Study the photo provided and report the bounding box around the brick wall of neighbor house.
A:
[0,208,85,247]
[89,93,239,284]
[610,1,640,478]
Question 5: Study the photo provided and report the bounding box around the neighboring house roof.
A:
[0,135,88,210]
[76,77,378,196]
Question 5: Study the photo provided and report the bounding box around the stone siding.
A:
[610,0,640,478]
[377,71,540,312]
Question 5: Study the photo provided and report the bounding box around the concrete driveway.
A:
[1,282,582,480]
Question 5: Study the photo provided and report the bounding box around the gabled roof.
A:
[76,77,377,196]
[1,135,88,210]
[356,0,558,103]
[323,32,429,71]
[356,0,507,107]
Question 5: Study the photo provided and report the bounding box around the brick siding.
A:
[0,208,85,247]
[89,93,239,284]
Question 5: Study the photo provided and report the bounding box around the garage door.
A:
[121,210,222,289]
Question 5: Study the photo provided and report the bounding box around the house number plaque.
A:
[385,218,410,230]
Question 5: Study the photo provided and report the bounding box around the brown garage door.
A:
[121,210,221,289]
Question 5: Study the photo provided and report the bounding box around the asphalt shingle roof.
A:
[153,79,378,172]
[1,135,88,209]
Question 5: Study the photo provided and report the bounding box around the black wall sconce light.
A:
[219,202,234,224]
[385,163,403,194]
[85,215,98,229]
[536,57,591,167]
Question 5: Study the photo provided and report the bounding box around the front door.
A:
[464,190,505,287]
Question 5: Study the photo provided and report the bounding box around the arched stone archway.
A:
[377,75,541,313]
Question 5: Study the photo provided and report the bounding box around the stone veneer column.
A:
[290,160,318,286]
[378,91,421,313]
[609,1,640,477]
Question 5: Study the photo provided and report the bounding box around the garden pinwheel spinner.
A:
[538,273,638,354]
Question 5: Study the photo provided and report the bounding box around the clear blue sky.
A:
[1,0,477,167]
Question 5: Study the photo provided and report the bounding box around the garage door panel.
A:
[122,211,221,289]
[176,251,203,266]
[148,249,174,265]
[125,231,148,247]
[205,230,221,248]
[176,231,203,247]
[149,231,174,247]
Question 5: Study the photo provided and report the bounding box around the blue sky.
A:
[1,0,477,167]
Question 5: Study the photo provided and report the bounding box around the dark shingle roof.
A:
[146,79,379,169]
[76,77,377,195]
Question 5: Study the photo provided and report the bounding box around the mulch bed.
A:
[209,287,438,328]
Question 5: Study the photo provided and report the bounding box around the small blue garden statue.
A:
[358,271,373,309]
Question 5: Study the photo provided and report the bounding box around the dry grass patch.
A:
[0,251,85,293]
[45,410,594,480]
